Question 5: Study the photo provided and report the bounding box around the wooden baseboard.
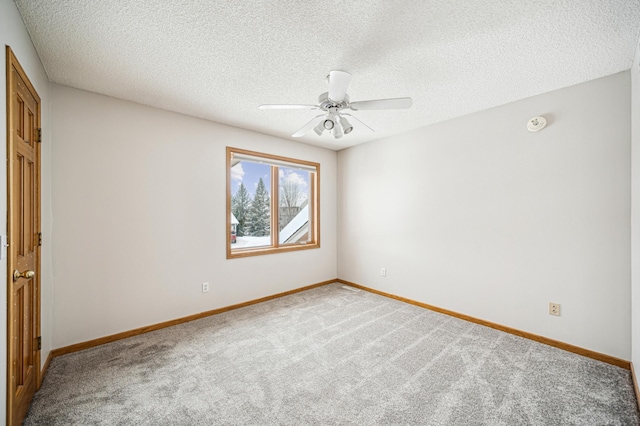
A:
[38,351,53,389]
[51,279,335,358]
[46,278,631,371]
[336,279,631,370]
[631,362,640,412]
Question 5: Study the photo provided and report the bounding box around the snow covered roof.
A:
[231,213,239,225]
[280,205,308,243]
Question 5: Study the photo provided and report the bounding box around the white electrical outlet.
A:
[549,302,560,316]
[381,268,386,277]
[202,282,209,293]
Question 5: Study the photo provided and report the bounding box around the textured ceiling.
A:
[14,0,640,150]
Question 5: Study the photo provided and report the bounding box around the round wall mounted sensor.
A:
[527,116,547,132]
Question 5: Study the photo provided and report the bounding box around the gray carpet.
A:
[25,283,639,425]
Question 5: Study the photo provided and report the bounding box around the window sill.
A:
[227,242,320,259]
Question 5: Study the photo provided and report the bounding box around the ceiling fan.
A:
[259,70,413,139]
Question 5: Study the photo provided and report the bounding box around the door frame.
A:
[5,45,42,425]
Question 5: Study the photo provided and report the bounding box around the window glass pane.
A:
[231,160,271,249]
[278,167,312,245]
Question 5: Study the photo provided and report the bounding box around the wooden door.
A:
[6,47,41,426]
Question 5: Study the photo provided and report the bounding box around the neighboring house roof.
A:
[231,213,239,225]
[281,205,308,244]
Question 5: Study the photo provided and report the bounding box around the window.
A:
[227,147,320,258]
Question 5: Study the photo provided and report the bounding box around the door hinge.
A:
[36,128,42,143]
[37,232,42,247]
[37,336,41,351]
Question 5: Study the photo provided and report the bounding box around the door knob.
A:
[13,269,35,282]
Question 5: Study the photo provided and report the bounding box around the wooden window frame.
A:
[226,147,320,259]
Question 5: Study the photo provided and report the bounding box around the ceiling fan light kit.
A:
[323,116,336,130]
[259,70,413,139]
[339,116,353,134]
[332,122,343,139]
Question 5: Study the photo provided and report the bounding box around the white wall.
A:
[338,72,631,360]
[631,37,640,377]
[1,0,54,420]
[50,84,337,348]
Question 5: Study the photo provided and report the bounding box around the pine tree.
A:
[248,178,271,236]
[232,183,252,236]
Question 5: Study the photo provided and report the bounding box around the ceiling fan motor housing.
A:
[319,92,349,111]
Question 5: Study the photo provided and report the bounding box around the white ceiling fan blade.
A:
[342,113,375,132]
[259,104,319,110]
[328,70,352,103]
[349,97,413,111]
[292,114,325,137]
